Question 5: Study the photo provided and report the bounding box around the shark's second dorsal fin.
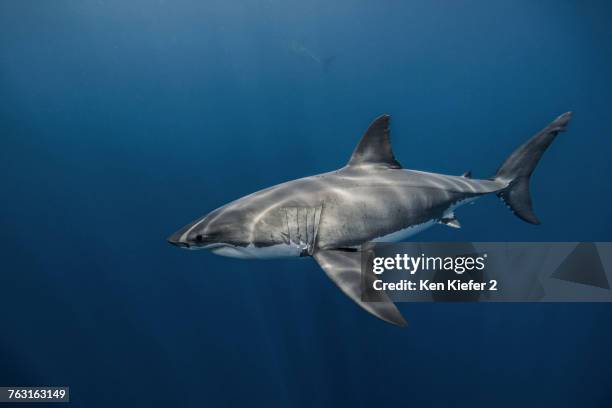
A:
[347,114,402,169]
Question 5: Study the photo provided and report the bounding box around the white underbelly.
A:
[372,219,437,243]
[210,243,302,259]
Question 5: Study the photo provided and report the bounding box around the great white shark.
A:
[288,40,335,71]
[168,112,572,326]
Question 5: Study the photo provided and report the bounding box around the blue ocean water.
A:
[2,1,612,406]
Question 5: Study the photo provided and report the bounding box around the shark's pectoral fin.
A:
[440,216,461,228]
[313,249,407,327]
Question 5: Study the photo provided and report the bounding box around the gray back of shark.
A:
[169,112,572,326]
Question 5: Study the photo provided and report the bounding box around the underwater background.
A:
[2,1,612,406]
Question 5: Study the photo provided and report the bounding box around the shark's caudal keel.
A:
[168,112,572,326]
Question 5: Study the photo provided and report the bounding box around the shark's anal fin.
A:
[313,249,407,327]
[440,216,461,228]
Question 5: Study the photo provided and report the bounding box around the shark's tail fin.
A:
[494,112,572,224]
[322,56,335,72]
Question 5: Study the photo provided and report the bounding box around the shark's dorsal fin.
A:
[347,115,402,169]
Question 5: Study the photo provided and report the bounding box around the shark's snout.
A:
[167,228,191,248]
[167,235,190,248]
[167,217,220,250]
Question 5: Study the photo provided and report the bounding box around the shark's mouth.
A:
[206,242,305,259]
[203,243,228,250]
[170,242,229,251]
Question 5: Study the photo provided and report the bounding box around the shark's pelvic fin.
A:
[440,216,461,228]
[313,249,407,327]
[461,170,472,178]
[347,115,402,169]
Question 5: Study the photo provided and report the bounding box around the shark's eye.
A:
[195,234,203,242]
